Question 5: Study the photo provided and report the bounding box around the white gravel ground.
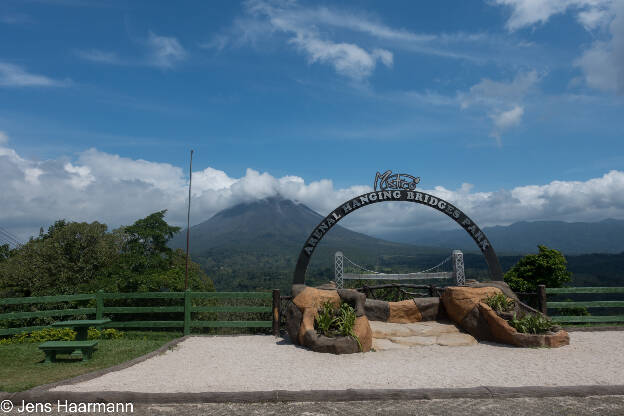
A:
[53,332,624,393]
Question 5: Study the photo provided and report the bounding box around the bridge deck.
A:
[343,272,453,280]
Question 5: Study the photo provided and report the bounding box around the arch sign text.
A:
[293,171,503,285]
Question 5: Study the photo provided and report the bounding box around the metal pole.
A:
[272,289,280,337]
[185,150,194,291]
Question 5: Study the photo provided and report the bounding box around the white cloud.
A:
[577,6,613,29]
[493,0,623,94]
[2,140,624,242]
[146,32,188,68]
[460,70,540,108]
[63,163,95,190]
[489,105,524,145]
[76,32,187,69]
[209,0,548,80]
[0,62,69,87]
[238,0,393,81]
[491,105,524,129]
[76,49,122,65]
[289,35,393,80]
[493,0,613,31]
[575,1,624,93]
[459,70,539,143]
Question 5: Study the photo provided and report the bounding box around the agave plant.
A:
[336,302,362,352]
[484,293,515,314]
[315,301,337,337]
[509,313,554,334]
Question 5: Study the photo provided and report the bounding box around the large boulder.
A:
[479,303,570,348]
[287,285,372,354]
[364,299,389,321]
[364,297,441,323]
[442,282,570,348]
[388,299,422,323]
[441,285,502,325]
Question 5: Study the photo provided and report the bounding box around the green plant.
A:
[504,245,572,292]
[336,302,362,352]
[0,328,75,345]
[556,298,590,317]
[88,327,124,340]
[314,301,337,337]
[509,313,554,334]
[0,327,124,345]
[484,293,515,314]
[314,301,362,352]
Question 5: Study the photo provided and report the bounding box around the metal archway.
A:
[293,189,503,285]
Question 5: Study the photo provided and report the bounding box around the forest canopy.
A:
[0,211,213,297]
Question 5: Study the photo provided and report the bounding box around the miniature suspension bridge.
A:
[334,250,465,289]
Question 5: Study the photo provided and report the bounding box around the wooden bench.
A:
[39,340,98,363]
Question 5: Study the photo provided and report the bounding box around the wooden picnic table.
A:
[51,318,111,341]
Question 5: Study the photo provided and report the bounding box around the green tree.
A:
[0,244,10,262]
[117,210,180,273]
[98,211,212,292]
[0,212,213,297]
[504,245,572,292]
[0,221,119,296]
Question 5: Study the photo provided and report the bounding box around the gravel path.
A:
[9,397,624,416]
[53,332,624,393]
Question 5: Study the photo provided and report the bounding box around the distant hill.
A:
[381,219,624,255]
[170,197,448,291]
[171,198,624,292]
[170,196,441,255]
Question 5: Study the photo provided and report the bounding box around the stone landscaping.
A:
[286,280,570,354]
[371,320,477,350]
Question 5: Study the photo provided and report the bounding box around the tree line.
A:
[0,211,214,298]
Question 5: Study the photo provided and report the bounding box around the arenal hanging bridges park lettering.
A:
[293,171,504,284]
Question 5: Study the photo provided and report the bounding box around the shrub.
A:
[88,327,124,340]
[0,327,75,345]
[509,313,553,334]
[556,299,590,317]
[0,327,124,345]
[484,293,515,314]
[504,245,571,292]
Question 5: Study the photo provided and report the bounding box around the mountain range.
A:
[169,197,449,291]
[385,218,624,255]
[170,196,624,291]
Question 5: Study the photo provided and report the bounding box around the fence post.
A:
[96,290,104,320]
[272,289,280,337]
[537,285,547,315]
[184,290,191,336]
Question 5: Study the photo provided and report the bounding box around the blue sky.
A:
[1,0,623,242]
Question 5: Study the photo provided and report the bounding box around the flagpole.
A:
[185,149,194,291]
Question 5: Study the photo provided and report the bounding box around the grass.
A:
[0,331,180,392]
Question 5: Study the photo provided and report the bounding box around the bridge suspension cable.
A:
[335,250,465,288]
[0,226,22,248]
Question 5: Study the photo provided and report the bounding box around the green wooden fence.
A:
[0,290,280,337]
[541,286,624,324]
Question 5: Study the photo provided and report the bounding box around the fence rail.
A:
[0,290,280,337]
[539,285,624,324]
